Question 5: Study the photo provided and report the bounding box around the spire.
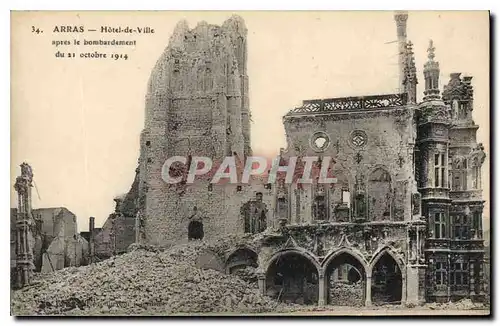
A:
[394,11,408,92]
[427,39,435,61]
[403,41,418,104]
[423,39,441,101]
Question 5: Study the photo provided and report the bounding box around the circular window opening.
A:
[310,132,330,152]
[314,137,327,149]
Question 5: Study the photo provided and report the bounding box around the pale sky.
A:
[11,11,490,231]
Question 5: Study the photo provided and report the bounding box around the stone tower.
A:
[138,16,252,246]
[441,67,486,301]
[418,40,486,302]
[416,41,452,302]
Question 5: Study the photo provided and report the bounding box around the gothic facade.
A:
[125,12,486,306]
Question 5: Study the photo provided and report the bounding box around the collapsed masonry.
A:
[11,234,486,315]
[10,11,489,313]
[85,12,489,307]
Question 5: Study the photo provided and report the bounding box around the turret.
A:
[423,40,441,101]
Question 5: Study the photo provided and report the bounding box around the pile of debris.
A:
[11,235,283,316]
[230,266,258,285]
[425,298,486,310]
[328,282,364,307]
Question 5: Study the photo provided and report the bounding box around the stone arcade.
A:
[98,12,486,306]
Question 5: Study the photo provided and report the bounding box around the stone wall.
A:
[143,180,275,246]
[282,107,417,223]
[94,214,136,258]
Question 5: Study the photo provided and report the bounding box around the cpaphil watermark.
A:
[161,156,338,185]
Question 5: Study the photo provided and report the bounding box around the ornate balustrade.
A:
[426,238,450,250]
[449,190,484,201]
[450,240,484,251]
[287,93,408,115]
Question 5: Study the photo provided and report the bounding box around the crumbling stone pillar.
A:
[257,273,266,296]
[401,274,407,305]
[365,275,372,306]
[318,271,326,306]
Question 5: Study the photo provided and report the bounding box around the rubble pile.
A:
[231,266,258,285]
[328,282,364,307]
[11,236,282,316]
[425,298,485,310]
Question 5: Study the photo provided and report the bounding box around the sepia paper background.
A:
[10,11,490,233]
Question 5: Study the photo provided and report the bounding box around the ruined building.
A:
[105,12,486,306]
[11,164,89,288]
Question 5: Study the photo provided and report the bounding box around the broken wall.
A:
[94,214,136,258]
[41,223,89,273]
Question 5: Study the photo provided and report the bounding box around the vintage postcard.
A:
[10,11,490,316]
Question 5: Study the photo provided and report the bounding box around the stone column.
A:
[365,275,372,306]
[318,270,326,306]
[89,217,95,264]
[257,273,266,296]
[401,274,407,305]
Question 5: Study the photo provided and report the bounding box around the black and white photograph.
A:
[9,10,491,317]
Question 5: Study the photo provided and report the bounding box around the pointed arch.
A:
[263,248,321,274]
[368,166,392,182]
[369,247,405,305]
[264,249,321,305]
[322,248,369,306]
[322,247,370,275]
[369,246,406,277]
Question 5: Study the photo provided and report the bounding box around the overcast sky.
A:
[11,11,489,231]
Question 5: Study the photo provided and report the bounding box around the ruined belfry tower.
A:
[137,16,255,246]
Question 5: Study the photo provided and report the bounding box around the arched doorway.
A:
[226,248,258,284]
[324,251,367,307]
[265,251,319,305]
[371,252,403,305]
[188,220,204,240]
